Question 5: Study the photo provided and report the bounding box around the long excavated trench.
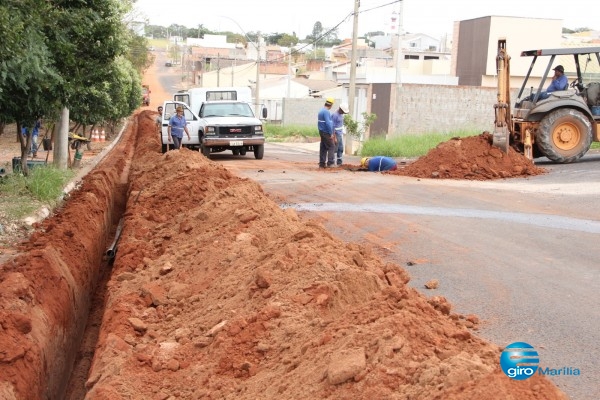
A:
[0,112,135,398]
[0,111,569,400]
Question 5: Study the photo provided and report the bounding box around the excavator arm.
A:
[493,39,512,153]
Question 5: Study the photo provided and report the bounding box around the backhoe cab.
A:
[493,40,600,163]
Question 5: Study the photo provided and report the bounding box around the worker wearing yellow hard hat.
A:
[360,156,398,171]
[317,97,336,168]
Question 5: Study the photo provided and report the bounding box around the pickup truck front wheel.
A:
[253,144,264,160]
[201,144,211,158]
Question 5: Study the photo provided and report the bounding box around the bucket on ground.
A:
[42,138,53,151]
[592,105,600,116]
[12,157,47,172]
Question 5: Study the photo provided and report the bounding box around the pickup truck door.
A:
[161,101,201,149]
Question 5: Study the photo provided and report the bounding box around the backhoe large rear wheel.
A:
[537,109,592,163]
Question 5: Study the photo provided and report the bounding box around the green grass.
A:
[0,166,74,219]
[265,122,600,156]
[360,131,479,158]
[265,124,318,141]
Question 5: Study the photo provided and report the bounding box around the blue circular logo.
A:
[500,342,539,380]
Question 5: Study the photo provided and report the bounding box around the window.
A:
[206,91,237,101]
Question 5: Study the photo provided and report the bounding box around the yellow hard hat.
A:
[360,157,369,167]
[325,97,335,105]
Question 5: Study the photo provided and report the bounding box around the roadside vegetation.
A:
[265,123,479,157]
[0,166,74,220]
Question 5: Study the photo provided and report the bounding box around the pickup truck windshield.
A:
[201,103,254,118]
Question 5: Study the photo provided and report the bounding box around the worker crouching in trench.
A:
[360,156,398,172]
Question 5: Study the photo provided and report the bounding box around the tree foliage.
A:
[304,21,340,46]
[276,33,299,47]
[0,0,144,124]
[344,112,377,141]
[0,0,61,127]
[0,0,145,171]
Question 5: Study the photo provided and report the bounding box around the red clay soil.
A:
[0,116,133,398]
[391,133,546,180]
[0,110,567,399]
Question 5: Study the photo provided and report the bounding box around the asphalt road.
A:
[219,144,600,400]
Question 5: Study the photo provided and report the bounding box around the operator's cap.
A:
[340,103,349,113]
[176,106,184,112]
[553,65,564,73]
[325,97,335,106]
[360,157,369,168]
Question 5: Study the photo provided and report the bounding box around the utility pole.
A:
[287,49,292,98]
[217,53,220,86]
[345,0,359,156]
[232,56,236,86]
[255,32,261,117]
[393,1,404,134]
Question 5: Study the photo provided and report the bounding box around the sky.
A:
[133,0,598,40]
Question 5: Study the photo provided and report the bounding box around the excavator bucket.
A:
[493,124,510,153]
[493,103,510,153]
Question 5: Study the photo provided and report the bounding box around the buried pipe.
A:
[105,189,142,260]
[105,217,124,260]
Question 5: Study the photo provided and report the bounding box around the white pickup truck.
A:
[197,100,265,159]
[161,87,266,159]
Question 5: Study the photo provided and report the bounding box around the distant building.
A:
[371,33,443,52]
[452,16,563,87]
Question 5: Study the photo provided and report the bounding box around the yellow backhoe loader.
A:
[493,39,600,163]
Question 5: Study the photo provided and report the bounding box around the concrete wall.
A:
[282,98,342,127]
[279,84,521,137]
[391,84,496,135]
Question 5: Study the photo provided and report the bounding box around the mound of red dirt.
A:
[393,133,546,180]
[80,112,565,399]
[0,112,566,399]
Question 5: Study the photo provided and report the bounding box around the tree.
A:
[125,30,152,73]
[277,33,299,47]
[266,33,284,46]
[344,112,377,142]
[309,21,324,41]
[305,48,327,61]
[226,33,247,47]
[0,0,61,173]
[44,0,131,168]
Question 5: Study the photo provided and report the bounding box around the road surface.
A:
[218,143,600,400]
